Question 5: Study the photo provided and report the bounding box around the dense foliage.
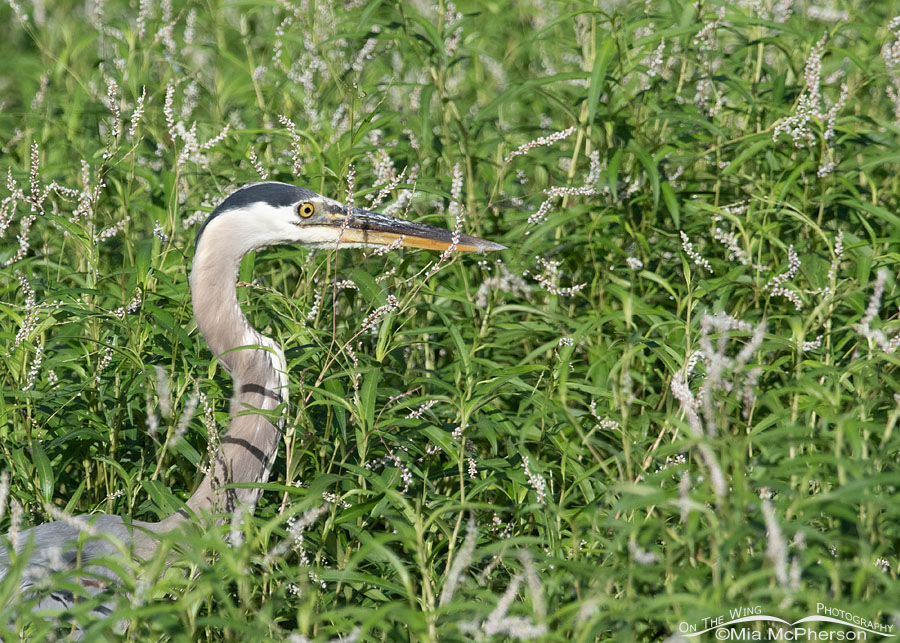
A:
[2,0,900,640]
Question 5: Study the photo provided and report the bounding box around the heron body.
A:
[0,181,503,621]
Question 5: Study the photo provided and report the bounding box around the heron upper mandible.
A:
[0,181,504,617]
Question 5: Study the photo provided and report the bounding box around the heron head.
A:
[196,181,505,255]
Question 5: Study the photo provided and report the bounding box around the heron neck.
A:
[170,234,287,524]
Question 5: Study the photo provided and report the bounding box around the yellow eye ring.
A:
[298,202,315,218]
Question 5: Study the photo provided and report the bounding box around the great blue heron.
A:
[0,181,503,620]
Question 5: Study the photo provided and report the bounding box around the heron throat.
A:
[170,219,288,524]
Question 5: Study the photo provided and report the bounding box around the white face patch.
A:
[198,202,311,255]
[285,225,347,248]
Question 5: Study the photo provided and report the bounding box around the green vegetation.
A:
[2,0,900,639]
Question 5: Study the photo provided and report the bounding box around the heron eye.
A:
[298,202,315,218]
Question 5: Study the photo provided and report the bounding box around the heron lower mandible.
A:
[0,181,504,617]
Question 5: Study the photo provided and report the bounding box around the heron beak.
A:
[334,206,506,253]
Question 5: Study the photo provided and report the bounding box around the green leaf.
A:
[361,366,381,431]
[661,181,680,228]
[437,310,471,375]
[31,442,54,502]
[587,37,615,127]
[351,268,384,304]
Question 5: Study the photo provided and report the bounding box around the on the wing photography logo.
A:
[677,604,895,640]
